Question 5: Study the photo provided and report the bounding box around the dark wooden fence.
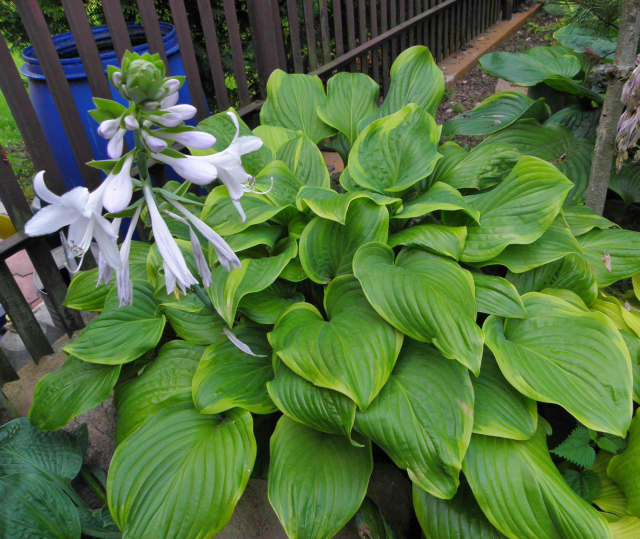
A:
[0,0,516,380]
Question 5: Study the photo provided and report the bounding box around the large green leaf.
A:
[268,416,372,539]
[108,401,255,539]
[445,156,573,263]
[164,295,225,345]
[238,280,304,324]
[223,224,284,253]
[562,204,616,236]
[201,186,293,236]
[349,104,441,194]
[608,410,640,518]
[208,238,297,326]
[353,243,483,374]
[610,516,640,538]
[296,186,401,224]
[114,340,205,444]
[317,72,379,144]
[554,26,617,59]
[430,142,521,190]
[609,162,640,205]
[471,273,527,318]
[0,473,81,539]
[577,228,640,287]
[506,253,598,307]
[413,479,506,538]
[479,45,582,86]
[260,70,336,144]
[29,355,121,431]
[299,198,389,283]
[64,269,113,312]
[355,497,396,539]
[267,357,357,440]
[253,124,298,154]
[392,181,480,223]
[0,417,83,485]
[192,325,275,414]
[388,224,467,260]
[590,451,628,516]
[482,213,583,272]
[64,241,149,311]
[472,352,537,440]
[377,45,444,119]
[65,280,165,365]
[269,275,402,410]
[463,421,613,539]
[546,104,601,139]
[354,340,473,499]
[443,91,547,136]
[276,132,330,188]
[254,160,305,210]
[479,120,594,204]
[484,293,633,436]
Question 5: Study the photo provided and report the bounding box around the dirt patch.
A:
[436,5,562,148]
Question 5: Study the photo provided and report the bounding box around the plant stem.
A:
[61,482,87,508]
[586,0,640,214]
[81,466,108,505]
[192,283,222,320]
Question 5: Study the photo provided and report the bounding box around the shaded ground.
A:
[436,5,562,148]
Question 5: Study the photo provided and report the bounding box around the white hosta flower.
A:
[165,210,212,287]
[223,327,267,357]
[165,104,197,121]
[25,172,121,271]
[146,112,183,128]
[155,129,216,150]
[124,114,139,130]
[111,71,122,88]
[97,118,120,139]
[163,196,241,272]
[143,181,197,295]
[97,218,121,285]
[107,128,126,159]
[189,112,264,220]
[161,92,179,109]
[149,151,217,184]
[141,129,168,153]
[116,206,142,307]
[103,153,134,214]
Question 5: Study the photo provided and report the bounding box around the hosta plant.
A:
[13,45,640,539]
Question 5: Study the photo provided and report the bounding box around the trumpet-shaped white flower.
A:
[149,151,217,184]
[155,129,216,150]
[163,196,241,272]
[141,129,168,152]
[147,112,183,128]
[124,114,139,130]
[116,206,142,306]
[25,172,121,271]
[188,112,264,221]
[107,128,126,159]
[143,181,197,295]
[97,118,120,139]
[103,153,134,214]
[164,210,212,287]
[97,218,122,286]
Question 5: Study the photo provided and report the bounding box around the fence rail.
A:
[0,0,514,380]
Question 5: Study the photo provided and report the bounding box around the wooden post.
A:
[586,0,640,214]
[502,0,512,21]
[247,0,282,98]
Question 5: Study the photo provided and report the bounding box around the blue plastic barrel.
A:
[21,23,197,190]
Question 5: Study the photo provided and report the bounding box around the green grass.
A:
[1,50,36,200]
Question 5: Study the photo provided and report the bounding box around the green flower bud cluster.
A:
[107,51,184,108]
